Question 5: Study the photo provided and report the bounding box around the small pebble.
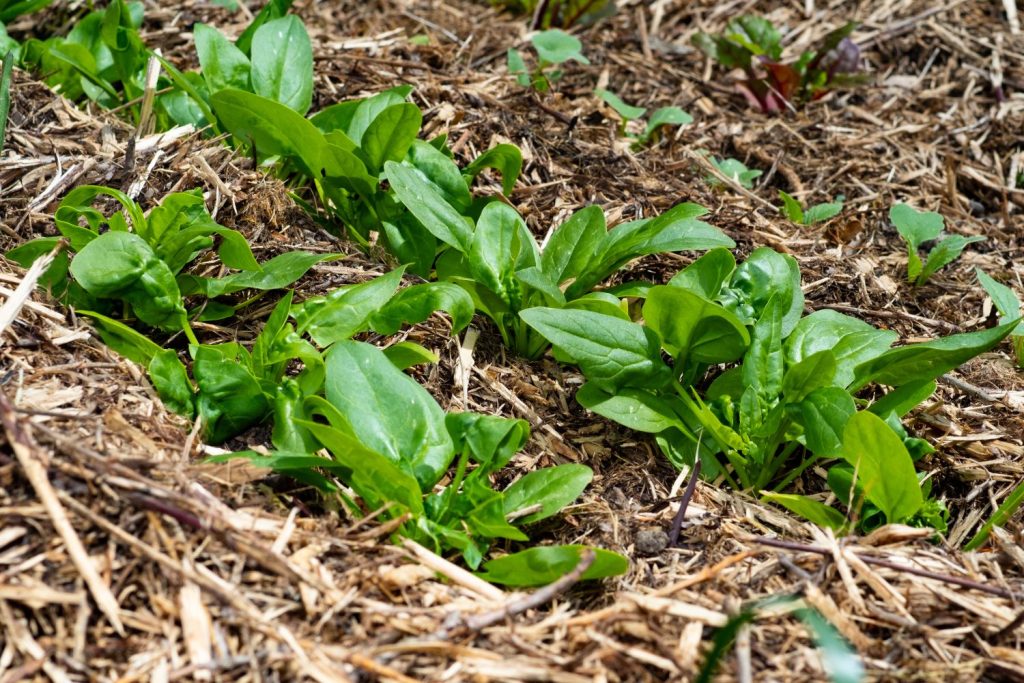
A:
[634,527,669,556]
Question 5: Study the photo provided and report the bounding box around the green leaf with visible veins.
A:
[519,308,671,393]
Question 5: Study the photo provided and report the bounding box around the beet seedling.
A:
[892,203,984,286]
[507,29,589,92]
[594,88,693,147]
[779,191,844,225]
[693,16,865,113]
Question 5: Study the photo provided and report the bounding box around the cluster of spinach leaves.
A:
[521,246,1018,532]
[227,337,626,580]
[7,185,336,347]
[386,163,734,357]
[7,0,301,132]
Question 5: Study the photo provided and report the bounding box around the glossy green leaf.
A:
[851,319,1019,389]
[520,308,671,393]
[250,16,312,113]
[541,205,606,285]
[477,545,627,587]
[293,267,405,347]
[595,88,646,121]
[918,234,984,284]
[891,203,942,282]
[235,0,295,55]
[361,102,422,172]
[785,310,896,389]
[370,281,475,335]
[149,348,195,417]
[183,251,339,298]
[304,418,426,513]
[194,345,269,444]
[644,286,749,364]
[194,23,250,93]
[867,380,936,418]
[78,310,160,365]
[211,89,325,176]
[576,383,684,433]
[641,106,692,142]
[531,29,589,65]
[762,492,846,530]
[795,386,855,458]
[462,143,522,195]
[778,190,804,223]
[839,411,922,523]
[803,201,843,225]
[70,232,187,331]
[667,247,736,299]
[444,412,529,472]
[325,340,454,490]
[976,268,1024,332]
[502,464,592,524]
[384,160,474,253]
[383,341,438,370]
[782,350,837,402]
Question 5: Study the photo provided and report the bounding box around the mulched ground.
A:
[1,0,1023,680]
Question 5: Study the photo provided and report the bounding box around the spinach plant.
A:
[18,1,155,119]
[693,17,865,113]
[706,155,761,189]
[1,0,53,22]
[507,29,589,92]
[892,203,984,286]
[191,2,312,116]
[764,410,948,534]
[212,338,628,584]
[83,266,473,446]
[976,268,1024,367]
[385,161,733,357]
[210,85,521,276]
[6,185,335,346]
[594,88,693,147]
[520,246,1018,530]
[779,191,843,225]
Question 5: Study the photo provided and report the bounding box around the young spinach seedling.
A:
[891,203,984,286]
[507,29,589,92]
[594,88,693,147]
[705,156,762,189]
[779,190,844,225]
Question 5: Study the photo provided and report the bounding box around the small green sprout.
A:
[705,156,762,189]
[594,88,693,147]
[507,29,589,92]
[891,203,984,286]
[779,191,844,225]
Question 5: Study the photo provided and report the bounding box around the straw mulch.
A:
[1,0,1023,680]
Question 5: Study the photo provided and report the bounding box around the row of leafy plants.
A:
[5,0,1023,579]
